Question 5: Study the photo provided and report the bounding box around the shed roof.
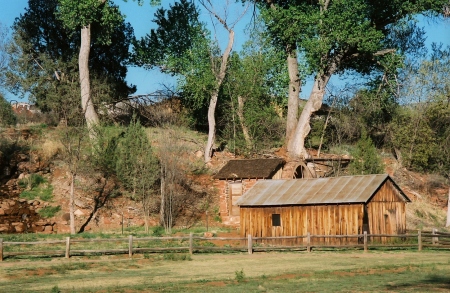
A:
[236,174,410,206]
[213,158,284,180]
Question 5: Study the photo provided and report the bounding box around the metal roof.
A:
[236,174,410,206]
[213,158,284,180]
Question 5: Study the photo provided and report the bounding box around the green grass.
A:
[0,252,449,292]
[37,205,61,218]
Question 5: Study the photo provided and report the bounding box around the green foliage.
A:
[0,94,16,127]
[163,253,192,261]
[116,118,159,198]
[9,0,135,123]
[18,173,54,201]
[50,286,60,293]
[234,269,246,282]
[348,130,384,175]
[152,226,165,237]
[38,205,61,218]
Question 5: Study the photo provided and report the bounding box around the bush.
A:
[348,130,384,175]
[235,269,245,282]
[38,206,61,218]
[0,94,17,126]
[152,226,165,237]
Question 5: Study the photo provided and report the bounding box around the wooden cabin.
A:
[236,174,410,244]
[213,158,284,226]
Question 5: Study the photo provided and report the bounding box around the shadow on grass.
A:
[387,274,450,291]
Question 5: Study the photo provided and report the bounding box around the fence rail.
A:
[1,230,450,261]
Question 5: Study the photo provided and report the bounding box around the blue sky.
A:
[0,0,449,102]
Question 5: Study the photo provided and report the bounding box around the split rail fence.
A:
[1,229,449,261]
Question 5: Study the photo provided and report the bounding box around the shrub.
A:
[38,206,61,218]
[163,253,192,261]
[152,226,165,237]
[235,269,245,282]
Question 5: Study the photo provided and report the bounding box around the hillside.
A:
[0,124,449,235]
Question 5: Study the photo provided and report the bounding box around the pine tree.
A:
[349,130,384,175]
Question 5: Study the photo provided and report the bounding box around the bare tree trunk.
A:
[446,187,450,227]
[237,96,252,149]
[69,172,76,235]
[204,29,235,163]
[285,49,300,145]
[204,92,219,163]
[288,74,331,160]
[160,164,165,228]
[79,25,99,131]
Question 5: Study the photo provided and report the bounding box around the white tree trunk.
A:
[288,74,331,160]
[237,96,251,149]
[69,172,76,235]
[79,25,99,130]
[285,50,300,145]
[204,92,219,163]
[204,29,235,163]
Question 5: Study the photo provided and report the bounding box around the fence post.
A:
[189,233,193,255]
[418,230,422,251]
[65,237,70,258]
[364,231,368,252]
[128,235,133,258]
[432,228,438,245]
[247,234,253,255]
[0,238,3,261]
[307,232,311,252]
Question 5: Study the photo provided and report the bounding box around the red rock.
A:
[14,223,26,232]
[43,225,53,233]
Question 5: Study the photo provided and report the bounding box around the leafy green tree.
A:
[0,94,16,127]
[220,22,288,155]
[116,118,159,233]
[57,0,132,130]
[390,45,450,175]
[254,0,447,166]
[133,0,250,163]
[8,0,135,125]
[348,130,384,175]
[0,22,11,90]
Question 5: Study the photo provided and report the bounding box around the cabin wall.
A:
[240,204,364,244]
[366,180,407,241]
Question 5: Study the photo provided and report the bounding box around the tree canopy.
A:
[8,0,135,124]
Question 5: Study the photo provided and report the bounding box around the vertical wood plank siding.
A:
[240,204,364,244]
[240,180,407,244]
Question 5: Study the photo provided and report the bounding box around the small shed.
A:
[236,174,410,244]
[213,158,284,225]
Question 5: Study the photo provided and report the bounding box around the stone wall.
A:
[214,178,260,226]
[0,198,55,233]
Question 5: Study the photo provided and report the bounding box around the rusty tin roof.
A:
[236,174,410,206]
[213,158,284,180]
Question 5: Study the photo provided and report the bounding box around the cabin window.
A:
[272,214,281,226]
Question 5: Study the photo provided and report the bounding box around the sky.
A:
[0,0,449,102]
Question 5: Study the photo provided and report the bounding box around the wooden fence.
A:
[1,230,450,261]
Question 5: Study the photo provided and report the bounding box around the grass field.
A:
[0,250,449,292]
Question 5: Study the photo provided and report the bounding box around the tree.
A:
[59,125,86,234]
[0,94,17,127]
[390,44,450,175]
[116,118,159,233]
[0,23,11,90]
[348,129,384,175]
[220,22,288,154]
[132,0,249,163]
[255,0,447,171]
[8,0,135,124]
[57,0,130,130]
